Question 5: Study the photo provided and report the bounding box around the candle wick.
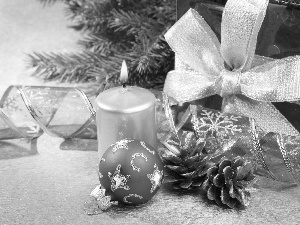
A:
[122,83,126,88]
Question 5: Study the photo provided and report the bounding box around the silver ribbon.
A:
[163,0,300,136]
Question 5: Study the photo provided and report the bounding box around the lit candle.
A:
[96,61,157,158]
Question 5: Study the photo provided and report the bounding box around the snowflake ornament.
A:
[192,109,242,137]
[3,96,21,112]
[191,109,243,153]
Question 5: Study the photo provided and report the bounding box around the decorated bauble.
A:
[99,139,164,205]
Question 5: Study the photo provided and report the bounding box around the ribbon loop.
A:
[216,69,242,97]
[221,0,269,71]
[164,0,300,136]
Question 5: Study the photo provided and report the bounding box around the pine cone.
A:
[161,131,213,189]
[202,157,256,208]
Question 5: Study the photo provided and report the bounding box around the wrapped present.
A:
[160,93,300,185]
[164,0,300,136]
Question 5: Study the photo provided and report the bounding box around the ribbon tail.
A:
[256,132,300,185]
[162,93,179,142]
[223,96,300,137]
[279,134,300,184]
[243,56,300,102]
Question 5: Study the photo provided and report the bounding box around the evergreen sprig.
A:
[29,51,102,83]
[31,0,176,95]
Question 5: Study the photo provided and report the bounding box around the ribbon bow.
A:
[164,0,300,136]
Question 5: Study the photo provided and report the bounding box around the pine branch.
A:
[30,0,176,95]
[28,51,106,83]
[38,0,65,5]
[109,9,164,37]
[65,0,114,33]
[78,34,130,54]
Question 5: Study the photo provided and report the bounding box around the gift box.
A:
[164,0,300,136]
[177,0,300,57]
[160,92,300,186]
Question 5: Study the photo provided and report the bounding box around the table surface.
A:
[1,135,300,225]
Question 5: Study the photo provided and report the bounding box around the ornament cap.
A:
[85,185,118,214]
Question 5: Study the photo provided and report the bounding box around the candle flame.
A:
[120,60,128,83]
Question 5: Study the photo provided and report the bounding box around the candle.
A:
[96,61,157,158]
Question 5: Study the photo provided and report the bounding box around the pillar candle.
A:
[95,62,157,158]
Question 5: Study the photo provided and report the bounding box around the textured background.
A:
[0,0,80,91]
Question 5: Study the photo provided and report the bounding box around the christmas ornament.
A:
[98,139,164,205]
[202,157,256,208]
[84,185,118,215]
[161,130,213,189]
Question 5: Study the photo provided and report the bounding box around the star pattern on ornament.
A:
[123,194,143,204]
[147,164,164,193]
[108,164,131,192]
[111,139,134,153]
[130,153,148,172]
[140,141,155,155]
